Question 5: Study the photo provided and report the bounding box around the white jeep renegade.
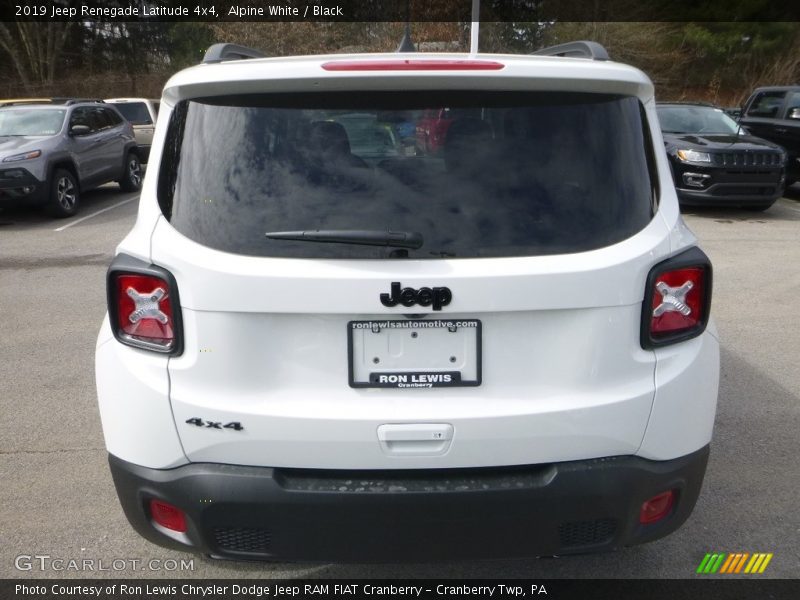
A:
[95,42,720,562]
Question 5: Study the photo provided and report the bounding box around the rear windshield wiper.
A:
[265,229,424,249]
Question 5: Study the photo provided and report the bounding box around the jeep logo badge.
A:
[380,282,452,311]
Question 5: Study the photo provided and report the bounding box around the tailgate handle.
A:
[377,423,453,456]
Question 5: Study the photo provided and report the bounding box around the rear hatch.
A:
[152,59,671,469]
[107,100,156,148]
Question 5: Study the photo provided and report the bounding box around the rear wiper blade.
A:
[265,229,424,249]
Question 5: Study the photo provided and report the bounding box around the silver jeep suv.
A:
[0,100,141,217]
[105,98,160,163]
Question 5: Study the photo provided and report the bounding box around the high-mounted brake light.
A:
[107,255,182,355]
[321,59,505,71]
[641,247,712,349]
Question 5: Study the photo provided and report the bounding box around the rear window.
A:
[112,102,153,125]
[158,91,656,259]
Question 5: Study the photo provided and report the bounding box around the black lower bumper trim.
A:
[109,447,710,562]
[676,183,783,206]
[0,168,45,206]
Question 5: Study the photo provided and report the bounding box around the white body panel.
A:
[95,52,719,471]
[641,326,721,459]
[168,307,655,468]
[96,316,187,468]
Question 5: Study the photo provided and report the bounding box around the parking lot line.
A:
[53,196,138,232]
[779,199,800,214]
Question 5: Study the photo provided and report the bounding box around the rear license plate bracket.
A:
[348,319,482,388]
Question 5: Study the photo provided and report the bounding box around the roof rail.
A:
[656,100,717,107]
[531,41,610,61]
[203,43,266,64]
[0,98,104,107]
[62,98,105,105]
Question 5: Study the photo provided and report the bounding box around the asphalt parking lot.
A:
[1,187,799,579]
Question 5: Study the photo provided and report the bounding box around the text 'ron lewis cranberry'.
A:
[380,282,452,311]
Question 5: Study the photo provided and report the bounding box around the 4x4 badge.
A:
[380,282,452,311]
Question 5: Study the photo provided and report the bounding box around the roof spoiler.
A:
[197,40,610,65]
[531,41,610,61]
[202,43,266,64]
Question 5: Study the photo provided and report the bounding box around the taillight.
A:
[641,247,712,349]
[107,255,182,354]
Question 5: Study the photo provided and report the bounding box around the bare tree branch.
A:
[0,22,74,93]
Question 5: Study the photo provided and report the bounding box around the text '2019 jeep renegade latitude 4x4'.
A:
[96,42,720,562]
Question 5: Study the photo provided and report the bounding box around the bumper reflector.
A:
[639,490,676,524]
[149,499,187,532]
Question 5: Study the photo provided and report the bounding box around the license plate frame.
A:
[347,319,482,388]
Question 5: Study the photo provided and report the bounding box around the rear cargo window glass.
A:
[158,92,655,259]
[112,102,153,125]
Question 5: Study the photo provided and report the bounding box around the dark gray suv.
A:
[739,86,800,186]
[0,100,141,217]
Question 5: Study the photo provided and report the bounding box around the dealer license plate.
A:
[348,319,482,388]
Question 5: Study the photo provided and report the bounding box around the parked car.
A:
[415,106,483,154]
[0,100,142,217]
[657,102,786,210]
[105,98,159,163]
[97,41,719,562]
[738,86,800,186]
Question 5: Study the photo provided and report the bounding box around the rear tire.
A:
[119,152,143,192]
[47,169,80,218]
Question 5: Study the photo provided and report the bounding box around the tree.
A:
[0,22,74,93]
[679,23,800,104]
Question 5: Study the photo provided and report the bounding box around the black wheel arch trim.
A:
[46,154,81,190]
[121,143,141,179]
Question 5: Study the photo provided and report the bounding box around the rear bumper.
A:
[110,445,709,562]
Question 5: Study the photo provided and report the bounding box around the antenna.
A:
[470,0,480,55]
[396,0,416,52]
